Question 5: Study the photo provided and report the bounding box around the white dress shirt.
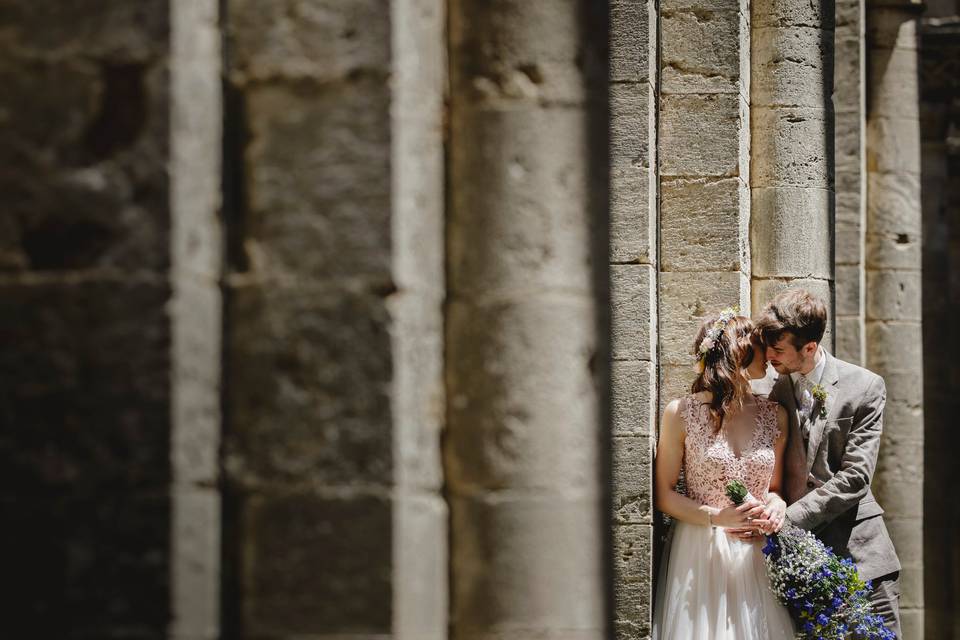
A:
[790,346,825,418]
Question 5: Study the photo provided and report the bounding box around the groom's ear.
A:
[801,341,819,357]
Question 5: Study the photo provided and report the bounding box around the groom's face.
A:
[765,333,817,375]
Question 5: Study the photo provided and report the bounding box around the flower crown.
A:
[695,306,740,370]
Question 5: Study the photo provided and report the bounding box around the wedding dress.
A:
[652,395,796,640]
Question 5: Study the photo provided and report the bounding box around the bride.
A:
[651,310,795,639]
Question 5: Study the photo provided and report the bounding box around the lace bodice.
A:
[682,395,780,509]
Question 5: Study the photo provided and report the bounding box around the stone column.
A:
[919,12,960,638]
[865,3,924,636]
[446,2,609,638]
[835,0,868,364]
[222,1,446,637]
[169,1,223,638]
[659,0,752,405]
[0,2,222,637]
[750,0,836,333]
[610,1,658,637]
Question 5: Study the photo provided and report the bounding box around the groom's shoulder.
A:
[832,354,885,392]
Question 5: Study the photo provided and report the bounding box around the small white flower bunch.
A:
[695,305,739,371]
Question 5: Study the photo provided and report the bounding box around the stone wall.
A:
[221,0,446,637]
[0,2,221,637]
[609,1,658,637]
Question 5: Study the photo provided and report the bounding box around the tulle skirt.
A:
[652,521,795,640]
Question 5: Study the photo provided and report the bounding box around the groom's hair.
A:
[755,289,827,349]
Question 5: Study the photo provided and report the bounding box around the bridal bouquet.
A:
[725,480,894,640]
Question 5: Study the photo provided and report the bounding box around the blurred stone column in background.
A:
[834,0,868,364]
[919,6,960,637]
[221,1,446,638]
[866,2,924,636]
[0,2,221,637]
[658,0,752,404]
[445,2,610,639]
[609,1,658,638]
[750,0,836,334]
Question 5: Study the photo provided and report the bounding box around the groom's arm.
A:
[785,375,886,531]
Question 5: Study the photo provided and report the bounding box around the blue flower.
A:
[804,621,815,633]
[804,600,815,613]
[786,588,798,600]
[816,613,829,626]
[831,596,842,609]
[762,537,777,556]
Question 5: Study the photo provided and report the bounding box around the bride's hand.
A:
[712,498,764,529]
[753,495,786,534]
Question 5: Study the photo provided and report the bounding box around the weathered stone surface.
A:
[450,0,596,105]
[835,206,863,265]
[834,316,863,364]
[228,0,391,83]
[611,166,653,264]
[660,178,748,272]
[865,270,921,321]
[865,171,922,235]
[866,116,921,174]
[242,80,392,280]
[753,1,833,29]
[225,282,394,488]
[449,107,593,296]
[661,6,742,95]
[241,492,392,636]
[394,494,448,638]
[611,82,652,167]
[170,487,220,640]
[750,186,833,279]
[612,264,655,361]
[660,93,741,177]
[612,360,655,437]
[752,26,832,107]
[751,106,832,188]
[659,270,749,364]
[613,524,652,633]
[613,436,654,524]
[390,291,445,491]
[835,264,862,316]
[660,364,698,412]
[446,297,599,492]
[611,1,651,83]
[865,321,923,375]
[0,280,173,637]
[450,494,605,634]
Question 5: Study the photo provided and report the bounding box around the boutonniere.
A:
[812,383,828,418]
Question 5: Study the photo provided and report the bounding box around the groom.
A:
[755,289,902,637]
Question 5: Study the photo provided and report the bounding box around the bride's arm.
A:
[654,399,715,526]
[759,407,789,532]
[654,399,754,528]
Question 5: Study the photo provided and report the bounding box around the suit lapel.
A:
[805,351,840,474]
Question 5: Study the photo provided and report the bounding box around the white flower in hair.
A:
[695,306,740,365]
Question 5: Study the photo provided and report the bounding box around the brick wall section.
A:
[750,0,836,330]
[222,1,446,637]
[866,3,925,637]
[834,0,867,364]
[610,1,658,638]
[659,0,752,407]
[445,2,609,638]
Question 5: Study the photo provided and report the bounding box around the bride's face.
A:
[744,343,768,380]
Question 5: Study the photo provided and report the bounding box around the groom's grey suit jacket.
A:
[770,350,901,581]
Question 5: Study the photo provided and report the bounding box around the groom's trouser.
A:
[869,571,901,639]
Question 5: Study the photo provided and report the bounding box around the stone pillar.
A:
[446,2,609,638]
[0,2,222,637]
[919,12,960,638]
[865,3,924,636]
[750,0,836,334]
[222,1,446,637]
[610,1,658,637]
[169,1,223,638]
[834,0,868,364]
[658,0,752,405]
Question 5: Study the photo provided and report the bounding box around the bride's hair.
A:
[691,314,758,432]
